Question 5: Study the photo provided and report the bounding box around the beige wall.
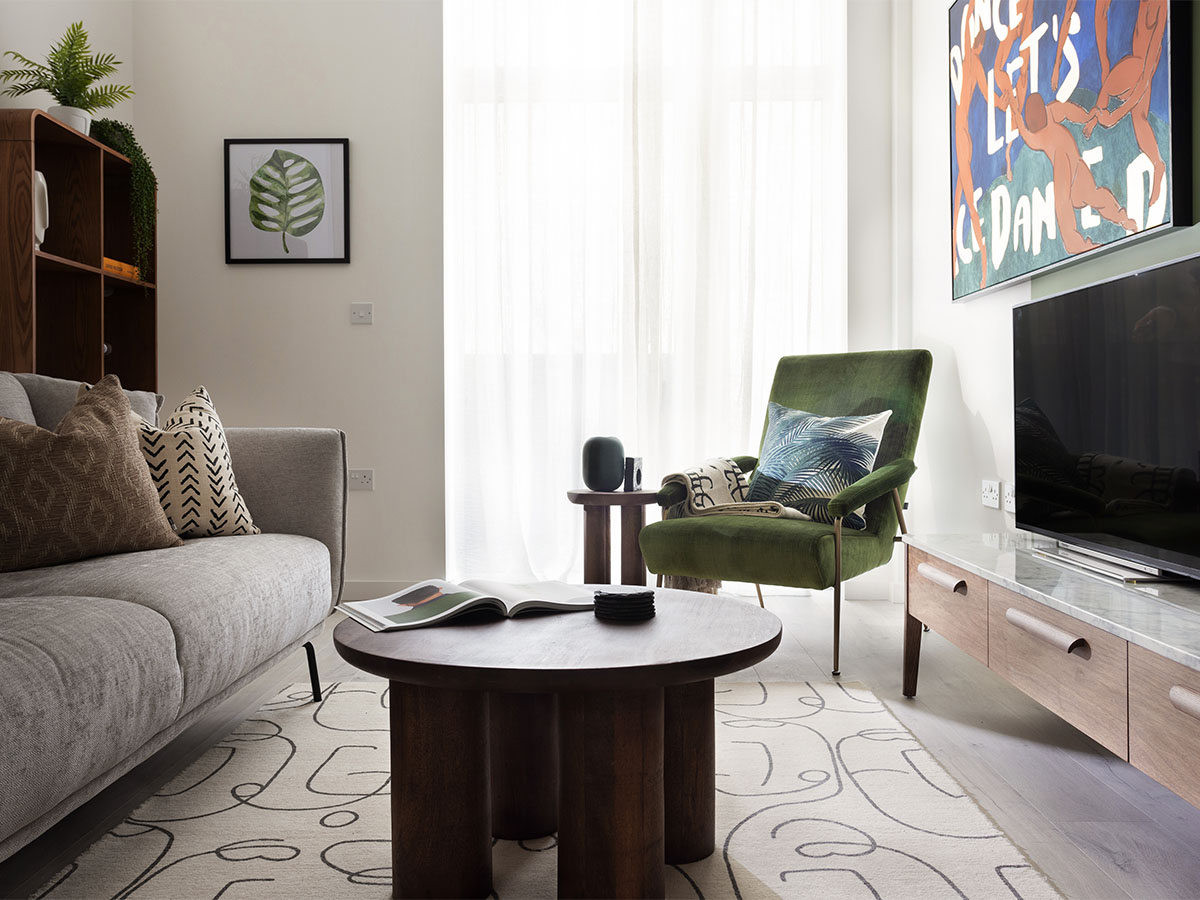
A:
[3,0,445,594]
[132,0,444,594]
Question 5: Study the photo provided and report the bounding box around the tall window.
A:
[445,0,848,580]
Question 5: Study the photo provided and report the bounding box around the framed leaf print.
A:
[224,138,350,264]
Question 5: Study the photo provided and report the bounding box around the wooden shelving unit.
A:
[0,109,157,391]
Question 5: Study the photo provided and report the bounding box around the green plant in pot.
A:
[0,21,133,135]
[91,119,156,283]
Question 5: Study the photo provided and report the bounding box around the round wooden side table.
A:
[566,489,660,584]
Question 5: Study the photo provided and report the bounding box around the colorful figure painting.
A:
[949,0,1188,300]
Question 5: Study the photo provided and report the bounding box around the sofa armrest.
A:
[225,428,348,608]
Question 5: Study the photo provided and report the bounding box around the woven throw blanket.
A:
[662,458,809,521]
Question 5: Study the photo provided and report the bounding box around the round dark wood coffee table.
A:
[333,587,781,900]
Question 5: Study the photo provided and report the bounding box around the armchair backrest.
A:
[762,350,933,534]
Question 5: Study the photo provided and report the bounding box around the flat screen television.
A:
[1013,254,1200,581]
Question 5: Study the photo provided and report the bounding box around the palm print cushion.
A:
[747,402,892,529]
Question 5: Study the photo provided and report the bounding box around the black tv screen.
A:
[1013,255,1200,580]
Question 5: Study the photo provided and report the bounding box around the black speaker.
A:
[582,436,624,491]
[623,456,643,491]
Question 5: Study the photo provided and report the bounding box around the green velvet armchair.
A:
[639,349,933,675]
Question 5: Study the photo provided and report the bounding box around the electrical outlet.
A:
[350,302,373,325]
[1003,481,1016,513]
[349,469,374,491]
[981,479,1000,509]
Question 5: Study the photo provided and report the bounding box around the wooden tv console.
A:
[903,533,1200,810]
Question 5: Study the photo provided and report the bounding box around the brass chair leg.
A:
[656,573,663,588]
[891,488,908,535]
[832,518,843,677]
[754,584,765,608]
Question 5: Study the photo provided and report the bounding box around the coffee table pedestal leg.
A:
[391,682,491,899]
[664,679,716,863]
[489,691,558,838]
[558,688,665,899]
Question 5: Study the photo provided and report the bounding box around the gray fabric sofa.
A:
[0,373,347,862]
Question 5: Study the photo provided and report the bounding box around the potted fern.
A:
[0,21,133,136]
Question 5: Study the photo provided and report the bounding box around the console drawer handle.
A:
[1005,607,1088,654]
[1169,685,1200,722]
[916,563,967,594]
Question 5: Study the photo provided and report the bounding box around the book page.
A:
[340,579,498,630]
[460,579,593,615]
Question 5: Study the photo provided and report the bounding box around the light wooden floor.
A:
[4,591,1200,899]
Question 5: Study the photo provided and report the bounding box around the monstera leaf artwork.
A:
[248,149,325,253]
[225,138,348,264]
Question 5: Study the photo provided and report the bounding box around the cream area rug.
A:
[36,681,1061,899]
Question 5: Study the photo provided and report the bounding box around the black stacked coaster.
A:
[594,589,656,622]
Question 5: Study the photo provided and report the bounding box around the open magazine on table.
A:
[336,579,594,632]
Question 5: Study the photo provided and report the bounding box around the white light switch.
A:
[351,302,373,325]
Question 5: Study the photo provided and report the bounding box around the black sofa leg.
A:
[304,641,322,703]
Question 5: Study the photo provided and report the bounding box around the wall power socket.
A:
[1003,481,1016,514]
[349,469,374,491]
[981,479,1000,509]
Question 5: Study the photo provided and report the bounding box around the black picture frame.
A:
[224,138,350,264]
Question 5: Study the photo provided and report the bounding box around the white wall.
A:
[907,0,1200,538]
[130,0,444,596]
[906,0,1024,537]
[847,0,898,354]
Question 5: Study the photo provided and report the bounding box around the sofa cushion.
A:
[0,596,184,843]
[13,371,163,429]
[0,375,183,572]
[747,402,892,529]
[0,534,331,713]
[0,373,35,424]
[137,386,260,538]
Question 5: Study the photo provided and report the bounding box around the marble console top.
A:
[904,532,1200,672]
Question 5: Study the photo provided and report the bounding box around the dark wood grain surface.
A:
[1,109,156,388]
[334,588,782,692]
[663,678,715,863]
[567,489,660,506]
[558,687,665,898]
[489,691,558,839]
[391,682,492,899]
[0,141,34,372]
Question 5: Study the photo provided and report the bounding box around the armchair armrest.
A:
[225,428,348,608]
[827,457,917,520]
[655,455,759,507]
[732,455,758,474]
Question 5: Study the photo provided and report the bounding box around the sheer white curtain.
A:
[444,0,848,581]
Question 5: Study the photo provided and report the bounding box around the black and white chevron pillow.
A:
[135,386,259,538]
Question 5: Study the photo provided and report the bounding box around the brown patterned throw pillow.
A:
[136,386,259,538]
[0,374,183,572]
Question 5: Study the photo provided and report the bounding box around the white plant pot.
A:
[46,105,92,136]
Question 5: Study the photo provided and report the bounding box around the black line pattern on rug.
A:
[36,681,1062,900]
